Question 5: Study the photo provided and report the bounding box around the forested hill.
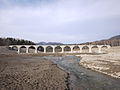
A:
[0,37,35,46]
[80,35,120,46]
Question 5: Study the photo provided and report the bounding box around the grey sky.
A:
[0,0,120,43]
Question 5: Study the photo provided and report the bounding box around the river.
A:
[42,55,120,90]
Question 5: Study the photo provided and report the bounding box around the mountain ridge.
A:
[80,35,120,46]
[36,42,63,45]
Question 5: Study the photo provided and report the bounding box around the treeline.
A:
[0,37,35,46]
[80,39,120,46]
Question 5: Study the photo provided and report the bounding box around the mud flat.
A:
[0,56,68,90]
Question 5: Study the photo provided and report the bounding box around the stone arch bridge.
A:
[9,45,110,54]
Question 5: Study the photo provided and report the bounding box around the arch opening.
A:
[91,46,99,53]
[55,46,62,53]
[46,46,53,53]
[11,46,18,51]
[64,46,71,53]
[73,46,80,53]
[82,46,89,53]
[28,46,35,53]
[20,46,26,53]
[37,46,44,53]
[101,46,108,53]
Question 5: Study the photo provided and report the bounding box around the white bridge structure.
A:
[9,45,110,54]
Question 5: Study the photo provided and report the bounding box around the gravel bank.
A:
[80,46,120,78]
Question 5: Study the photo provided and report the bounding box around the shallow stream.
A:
[43,56,120,90]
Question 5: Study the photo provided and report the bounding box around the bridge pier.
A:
[34,46,38,54]
[35,49,37,53]
[61,46,64,53]
[53,46,55,53]
[26,47,29,53]
[71,46,74,53]
[17,46,21,54]
[79,47,82,53]
[44,49,46,53]
[98,46,102,53]
[88,46,92,53]
[43,46,46,53]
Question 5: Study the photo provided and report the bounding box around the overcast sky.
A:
[0,0,120,44]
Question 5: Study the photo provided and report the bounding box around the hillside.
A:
[0,37,35,46]
[80,35,120,46]
[109,35,120,40]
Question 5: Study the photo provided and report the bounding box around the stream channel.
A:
[42,55,120,90]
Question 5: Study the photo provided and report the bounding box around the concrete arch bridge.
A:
[9,45,110,54]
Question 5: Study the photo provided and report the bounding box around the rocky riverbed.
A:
[80,46,120,79]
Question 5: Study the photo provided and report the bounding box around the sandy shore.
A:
[80,46,120,79]
[0,56,68,90]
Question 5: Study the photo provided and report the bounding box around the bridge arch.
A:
[46,46,53,53]
[55,46,62,53]
[20,46,27,53]
[11,46,18,51]
[82,46,89,53]
[28,46,35,53]
[37,46,44,53]
[91,45,99,53]
[64,46,71,53]
[101,45,109,53]
[72,46,80,53]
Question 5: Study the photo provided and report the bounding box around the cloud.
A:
[0,0,120,43]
